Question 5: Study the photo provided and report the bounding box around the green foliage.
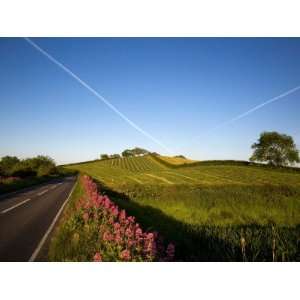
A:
[0,156,20,176]
[37,164,56,177]
[122,149,134,157]
[65,155,300,261]
[100,154,109,160]
[11,161,37,177]
[250,131,300,166]
[110,154,121,159]
[131,147,149,155]
[122,147,149,157]
[0,155,57,178]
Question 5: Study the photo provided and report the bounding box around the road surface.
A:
[0,176,76,261]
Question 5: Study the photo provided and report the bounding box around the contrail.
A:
[202,84,300,135]
[176,84,300,152]
[213,85,300,129]
[23,38,173,154]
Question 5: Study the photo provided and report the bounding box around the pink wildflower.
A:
[135,227,143,239]
[113,222,121,231]
[120,249,131,261]
[83,212,89,222]
[127,216,135,223]
[111,206,119,217]
[103,196,111,209]
[93,252,102,262]
[119,210,126,222]
[114,232,122,244]
[103,231,113,242]
[144,233,157,257]
[125,227,133,238]
[166,243,175,261]
[146,233,154,240]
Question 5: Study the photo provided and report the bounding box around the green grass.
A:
[48,177,89,261]
[64,155,300,261]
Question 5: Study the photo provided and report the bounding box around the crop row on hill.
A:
[102,155,165,172]
[64,156,300,261]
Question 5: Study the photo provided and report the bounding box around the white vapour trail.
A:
[24,38,173,154]
[176,84,300,152]
[199,85,300,137]
[212,85,300,130]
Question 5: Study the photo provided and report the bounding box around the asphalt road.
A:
[0,176,76,262]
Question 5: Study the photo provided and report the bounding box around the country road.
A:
[0,176,76,262]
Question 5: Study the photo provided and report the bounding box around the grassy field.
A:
[158,155,197,165]
[64,155,300,261]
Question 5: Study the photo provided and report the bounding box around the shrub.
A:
[37,164,56,177]
[11,161,37,177]
[0,156,20,176]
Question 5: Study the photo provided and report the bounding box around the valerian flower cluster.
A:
[76,175,175,262]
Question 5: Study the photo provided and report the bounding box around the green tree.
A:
[10,155,56,178]
[131,147,149,156]
[100,154,109,160]
[250,131,300,166]
[37,164,56,177]
[0,156,20,176]
[122,149,134,157]
[11,161,37,177]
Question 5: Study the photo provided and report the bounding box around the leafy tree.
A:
[131,147,149,156]
[37,164,56,177]
[100,154,109,160]
[0,155,57,178]
[0,156,20,175]
[151,152,159,156]
[110,154,121,159]
[250,131,300,166]
[26,155,56,170]
[122,148,149,157]
[122,149,134,157]
[11,161,37,177]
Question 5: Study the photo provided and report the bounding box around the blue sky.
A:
[0,38,300,164]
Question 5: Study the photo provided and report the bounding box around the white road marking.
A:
[50,184,57,190]
[37,189,48,196]
[1,198,31,214]
[29,180,77,262]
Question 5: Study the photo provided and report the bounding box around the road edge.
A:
[28,176,77,262]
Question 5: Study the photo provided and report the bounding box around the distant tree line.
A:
[0,155,57,178]
[100,147,149,160]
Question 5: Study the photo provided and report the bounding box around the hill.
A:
[63,154,300,261]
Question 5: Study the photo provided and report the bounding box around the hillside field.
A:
[64,155,300,261]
